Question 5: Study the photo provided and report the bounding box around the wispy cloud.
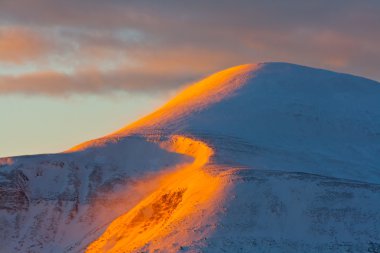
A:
[0,27,56,64]
[0,0,379,96]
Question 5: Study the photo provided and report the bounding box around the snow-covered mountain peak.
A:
[2,62,380,253]
[69,62,380,183]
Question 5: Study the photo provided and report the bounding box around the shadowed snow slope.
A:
[1,62,380,253]
[72,62,380,183]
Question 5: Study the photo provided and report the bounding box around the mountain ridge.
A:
[68,62,380,184]
[69,62,380,147]
[1,62,380,253]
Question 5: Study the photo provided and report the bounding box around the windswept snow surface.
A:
[1,62,380,252]
[72,62,380,183]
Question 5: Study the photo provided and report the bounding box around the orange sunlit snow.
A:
[67,64,260,153]
[85,136,225,252]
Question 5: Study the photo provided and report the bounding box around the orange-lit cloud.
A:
[0,1,379,96]
[0,44,247,95]
[0,27,54,64]
[0,66,196,96]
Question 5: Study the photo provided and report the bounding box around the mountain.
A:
[1,62,380,252]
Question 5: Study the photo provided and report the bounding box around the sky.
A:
[1,0,380,157]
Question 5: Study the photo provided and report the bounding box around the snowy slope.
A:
[1,62,380,252]
[0,137,189,252]
[72,62,380,183]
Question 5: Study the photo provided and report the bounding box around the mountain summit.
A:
[72,62,380,183]
[1,62,380,253]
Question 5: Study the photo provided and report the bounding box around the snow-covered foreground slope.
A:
[0,138,189,252]
[1,62,380,252]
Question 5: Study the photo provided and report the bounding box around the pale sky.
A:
[1,0,380,157]
[0,93,166,157]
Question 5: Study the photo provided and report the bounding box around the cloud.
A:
[0,1,379,96]
[0,66,197,96]
[0,27,55,64]
[0,44,248,95]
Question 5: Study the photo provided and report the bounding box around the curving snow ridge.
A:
[72,62,380,183]
[86,136,224,253]
[1,62,380,253]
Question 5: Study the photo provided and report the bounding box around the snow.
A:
[81,62,380,183]
[1,62,380,252]
[0,137,189,252]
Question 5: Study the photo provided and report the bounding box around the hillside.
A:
[1,62,380,252]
